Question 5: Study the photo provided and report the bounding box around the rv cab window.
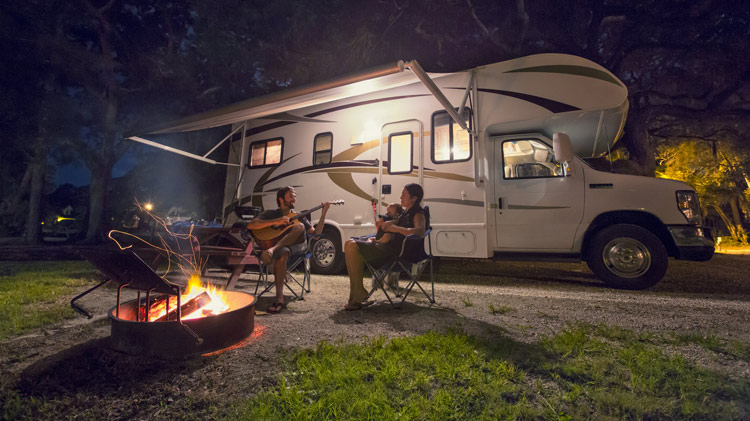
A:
[431,108,472,163]
[501,139,563,179]
[249,138,283,167]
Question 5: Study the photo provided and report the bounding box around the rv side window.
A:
[249,138,283,167]
[313,132,333,166]
[501,139,563,179]
[431,109,472,163]
[388,132,413,174]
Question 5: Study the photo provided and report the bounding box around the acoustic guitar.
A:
[251,200,344,248]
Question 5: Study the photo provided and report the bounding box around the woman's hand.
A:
[382,220,398,233]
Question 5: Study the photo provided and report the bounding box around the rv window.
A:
[388,132,413,174]
[431,109,472,163]
[501,139,563,179]
[313,132,333,166]
[248,138,283,167]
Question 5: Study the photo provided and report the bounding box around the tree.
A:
[28,0,193,242]
[657,139,749,243]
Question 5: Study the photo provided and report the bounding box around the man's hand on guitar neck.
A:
[312,202,332,235]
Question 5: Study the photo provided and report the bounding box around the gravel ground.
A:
[2,253,749,419]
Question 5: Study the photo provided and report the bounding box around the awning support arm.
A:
[203,124,245,158]
[457,71,475,118]
[127,136,239,166]
[405,60,477,136]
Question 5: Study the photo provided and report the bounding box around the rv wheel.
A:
[586,224,668,290]
[310,227,345,274]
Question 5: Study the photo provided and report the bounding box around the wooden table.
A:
[133,225,260,290]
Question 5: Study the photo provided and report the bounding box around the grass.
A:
[489,304,513,315]
[0,261,98,340]
[231,325,750,420]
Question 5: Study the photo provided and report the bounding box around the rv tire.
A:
[586,224,667,290]
[310,227,345,275]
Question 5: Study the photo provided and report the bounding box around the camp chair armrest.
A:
[405,227,432,240]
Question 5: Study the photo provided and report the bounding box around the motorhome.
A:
[131,53,714,290]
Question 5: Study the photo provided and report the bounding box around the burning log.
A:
[154,291,212,322]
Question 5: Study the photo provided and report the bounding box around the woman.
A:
[343,183,426,310]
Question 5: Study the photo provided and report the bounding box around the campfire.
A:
[73,248,256,358]
[145,275,230,322]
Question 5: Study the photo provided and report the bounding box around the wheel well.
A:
[321,223,344,249]
[582,211,677,259]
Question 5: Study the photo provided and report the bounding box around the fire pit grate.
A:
[74,247,255,358]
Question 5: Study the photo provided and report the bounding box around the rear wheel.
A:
[309,227,345,274]
[586,224,668,290]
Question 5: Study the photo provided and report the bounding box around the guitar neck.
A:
[290,204,324,222]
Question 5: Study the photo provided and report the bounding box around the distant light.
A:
[144,203,153,211]
[57,216,75,223]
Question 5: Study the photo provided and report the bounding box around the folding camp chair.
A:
[365,206,435,308]
[253,234,315,301]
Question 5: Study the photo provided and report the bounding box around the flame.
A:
[145,274,231,322]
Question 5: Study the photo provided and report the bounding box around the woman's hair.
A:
[403,183,424,205]
[388,203,404,216]
[276,186,294,208]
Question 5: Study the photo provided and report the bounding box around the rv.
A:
[131,53,714,290]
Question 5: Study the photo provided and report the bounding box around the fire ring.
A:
[109,290,255,358]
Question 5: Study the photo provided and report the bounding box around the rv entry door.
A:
[491,135,584,251]
[379,120,423,213]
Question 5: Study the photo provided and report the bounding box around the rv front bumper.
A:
[668,226,714,261]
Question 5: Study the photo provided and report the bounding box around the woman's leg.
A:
[344,240,369,303]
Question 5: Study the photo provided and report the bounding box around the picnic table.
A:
[133,224,260,290]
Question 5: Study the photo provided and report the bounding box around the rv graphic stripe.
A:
[475,88,580,113]
[305,95,430,118]
[505,65,623,87]
[262,161,379,186]
[239,95,430,138]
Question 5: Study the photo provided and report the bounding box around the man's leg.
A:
[272,248,290,306]
[344,239,369,303]
[262,223,305,264]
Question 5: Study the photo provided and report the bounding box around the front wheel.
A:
[309,227,345,274]
[586,224,668,290]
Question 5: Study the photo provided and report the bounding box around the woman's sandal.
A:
[344,300,375,311]
[267,301,284,314]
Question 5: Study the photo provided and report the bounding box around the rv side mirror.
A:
[553,133,575,176]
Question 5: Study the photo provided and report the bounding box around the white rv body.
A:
[132,53,713,289]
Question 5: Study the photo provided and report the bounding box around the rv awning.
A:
[127,60,472,163]
[138,61,418,135]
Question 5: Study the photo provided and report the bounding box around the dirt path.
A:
[2,253,749,419]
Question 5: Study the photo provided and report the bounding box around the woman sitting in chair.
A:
[344,183,426,310]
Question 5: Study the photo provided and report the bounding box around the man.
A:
[247,186,330,313]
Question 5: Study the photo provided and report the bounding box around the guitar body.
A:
[252,218,301,245]
[250,200,344,249]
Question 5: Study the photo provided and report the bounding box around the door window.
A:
[388,132,413,174]
[502,139,563,179]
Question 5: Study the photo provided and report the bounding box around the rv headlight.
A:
[676,190,703,225]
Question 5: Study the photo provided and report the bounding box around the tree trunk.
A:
[84,98,118,243]
[621,108,656,176]
[84,165,109,242]
[713,204,743,243]
[729,198,748,244]
[24,138,47,244]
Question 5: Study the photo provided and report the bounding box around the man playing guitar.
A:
[246,186,331,314]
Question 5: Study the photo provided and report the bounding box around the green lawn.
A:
[233,326,750,420]
[0,261,98,340]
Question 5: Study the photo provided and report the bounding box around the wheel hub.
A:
[312,238,335,268]
[602,237,651,278]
